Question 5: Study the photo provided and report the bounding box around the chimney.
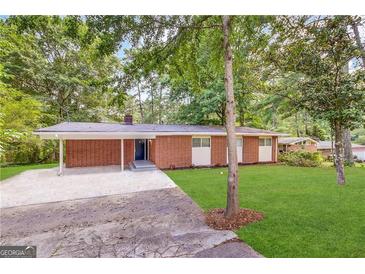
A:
[124,114,133,125]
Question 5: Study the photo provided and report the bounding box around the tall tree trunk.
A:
[342,62,354,165]
[343,128,353,165]
[150,85,154,122]
[351,21,365,65]
[137,83,144,123]
[295,113,300,137]
[222,15,239,218]
[158,85,163,124]
[334,122,346,185]
[304,111,309,135]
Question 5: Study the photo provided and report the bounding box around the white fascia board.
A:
[34,131,289,139]
[150,132,288,136]
[34,132,156,140]
[289,138,319,145]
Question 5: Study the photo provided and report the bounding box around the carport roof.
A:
[278,137,318,145]
[35,122,288,136]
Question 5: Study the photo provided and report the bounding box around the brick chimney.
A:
[124,114,133,125]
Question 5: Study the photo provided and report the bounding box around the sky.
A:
[117,41,131,60]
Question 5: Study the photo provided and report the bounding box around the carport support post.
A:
[121,139,124,171]
[58,138,63,176]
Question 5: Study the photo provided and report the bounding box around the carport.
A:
[37,133,156,175]
[34,118,156,175]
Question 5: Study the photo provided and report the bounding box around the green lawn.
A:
[0,163,58,181]
[165,165,365,258]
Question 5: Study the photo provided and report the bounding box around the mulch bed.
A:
[205,208,264,230]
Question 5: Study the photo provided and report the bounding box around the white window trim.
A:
[192,136,211,148]
[259,137,272,147]
[192,136,211,166]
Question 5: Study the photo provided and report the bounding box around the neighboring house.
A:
[278,137,318,153]
[34,115,288,174]
[317,141,365,161]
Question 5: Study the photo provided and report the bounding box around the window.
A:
[202,138,210,147]
[266,138,272,146]
[192,138,201,147]
[259,138,272,146]
[236,138,243,147]
[192,137,211,148]
[259,138,265,146]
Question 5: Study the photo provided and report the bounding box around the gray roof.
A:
[35,122,287,136]
[317,141,365,150]
[278,137,317,145]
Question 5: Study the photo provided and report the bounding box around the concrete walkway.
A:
[0,166,176,208]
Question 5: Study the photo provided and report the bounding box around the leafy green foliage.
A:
[279,151,324,167]
[0,65,46,164]
[0,16,125,164]
[1,16,124,123]
[269,16,365,130]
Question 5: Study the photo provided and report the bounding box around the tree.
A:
[0,16,126,164]
[269,16,365,185]
[0,16,124,124]
[351,17,365,65]
[0,65,44,164]
[222,15,239,217]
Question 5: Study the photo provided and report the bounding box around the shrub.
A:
[279,151,323,167]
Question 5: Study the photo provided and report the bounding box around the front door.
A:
[135,139,146,160]
[192,137,211,166]
[259,137,272,162]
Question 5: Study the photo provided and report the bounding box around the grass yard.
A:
[0,163,58,181]
[165,165,365,258]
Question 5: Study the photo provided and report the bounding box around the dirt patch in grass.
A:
[205,208,264,230]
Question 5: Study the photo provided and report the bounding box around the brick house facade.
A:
[35,118,287,174]
[65,135,279,169]
[286,143,317,153]
[278,137,318,154]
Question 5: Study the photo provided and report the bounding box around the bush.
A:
[279,151,323,167]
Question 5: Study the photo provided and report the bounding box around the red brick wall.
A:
[319,149,332,158]
[153,136,192,169]
[211,136,227,166]
[243,136,259,163]
[66,139,134,168]
[123,139,134,164]
[287,144,317,152]
[66,135,278,169]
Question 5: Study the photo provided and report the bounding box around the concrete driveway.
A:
[0,166,175,208]
[0,166,262,258]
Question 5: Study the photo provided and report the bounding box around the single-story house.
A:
[34,115,288,174]
[317,141,365,161]
[278,137,318,153]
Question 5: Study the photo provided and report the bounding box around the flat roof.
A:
[34,122,288,136]
[278,137,318,145]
